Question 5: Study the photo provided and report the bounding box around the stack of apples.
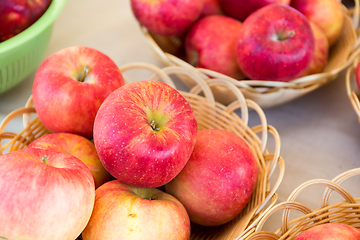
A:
[0,0,52,42]
[0,46,260,239]
[131,0,345,82]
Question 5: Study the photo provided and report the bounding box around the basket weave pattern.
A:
[0,63,284,240]
[241,168,360,240]
[140,2,360,108]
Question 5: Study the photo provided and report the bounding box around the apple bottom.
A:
[82,180,191,240]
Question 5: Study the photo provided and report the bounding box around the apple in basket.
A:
[0,148,95,240]
[185,15,246,80]
[235,3,315,82]
[27,132,111,189]
[355,61,360,90]
[32,46,125,139]
[165,128,259,226]
[218,0,291,22]
[301,21,329,76]
[130,0,204,36]
[93,80,198,188]
[81,180,191,240]
[291,0,344,46]
[294,222,360,240]
[0,0,52,42]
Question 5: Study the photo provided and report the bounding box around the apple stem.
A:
[278,30,295,41]
[42,156,49,164]
[79,66,90,82]
[149,120,160,131]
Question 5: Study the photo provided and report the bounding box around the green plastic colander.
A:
[0,0,67,94]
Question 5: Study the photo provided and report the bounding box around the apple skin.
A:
[32,46,125,139]
[235,4,315,82]
[82,180,191,240]
[27,132,112,189]
[0,148,95,240]
[165,128,259,226]
[294,223,360,240]
[0,0,52,42]
[93,80,198,188]
[301,21,329,76]
[219,0,291,22]
[130,0,204,36]
[185,15,246,80]
[291,0,344,47]
[200,0,223,17]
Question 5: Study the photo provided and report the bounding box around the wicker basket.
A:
[239,168,360,240]
[0,62,284,240]
[139,1,360,108]
[345,55,360,123]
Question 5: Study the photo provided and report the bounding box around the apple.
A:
[0,148,95,240]
[235,4,315,82]
[218,0,291,22]
[301,21,329,76]
[93,80,198,188]
[355,60,360,90]
[165,128,259,226]
[185,15,246,80]
[291,0,344,46]
[0,0,52,42]
[81,180,191,240]
[32,46,125,139]
[27,132,111,189]
[200,0,223,17]
[130,0,204,36]
[294,223,360,240]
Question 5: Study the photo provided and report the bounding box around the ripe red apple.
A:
[291,0,344,46]
[0,0,52,42]
[32,46,125,139]
[82,180,191,240]
[219,0,291,22]
[355,60,360,90]
[0,148,95,240]
[27,132,111,189]
[185,15,246,80]
[93,80,198,188]
[235,4,315,82]
[200,0,223,17]
[165,128,259,226]
[130,0,204,36]
[302,21,329,76]
[294,223,360,240]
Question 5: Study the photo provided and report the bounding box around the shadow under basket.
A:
[0,62,285,240]
[140,2,360,109]
[241,168,360,240]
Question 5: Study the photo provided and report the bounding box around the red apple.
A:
[355,60,360,90]
[291,0,344,46]
[302,21,329,76]
[185,15,246,80]
[294,223,360,240]
[32,46,125,139]
[82,180,191,240]
[219,0,291,22]
[27,132,111,189]
[200,0,223,17]
[235,4,315,82]
[93,80,197,188]
[165,128,259,226]
[130,0,204,36]
[0,0,52,42]
[0,148,95,240]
